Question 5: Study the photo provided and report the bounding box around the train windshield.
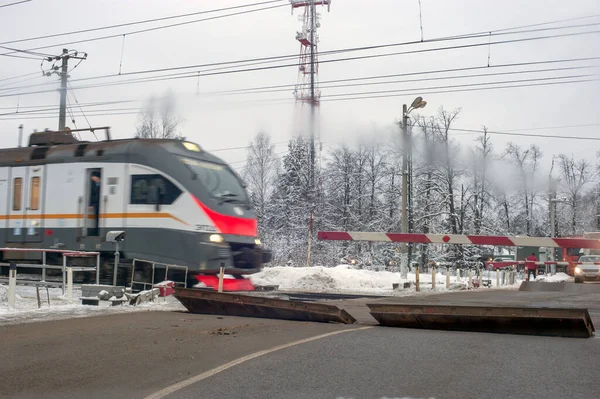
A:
[178,157,248,204]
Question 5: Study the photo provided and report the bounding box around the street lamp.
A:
[401,96,427,278]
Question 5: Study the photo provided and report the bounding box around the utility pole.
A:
[400,97,427,278]
[43,49,87,131]
[401,104,409,278]
[306,0,317,268]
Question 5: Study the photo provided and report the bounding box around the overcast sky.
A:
[0,0,599,172]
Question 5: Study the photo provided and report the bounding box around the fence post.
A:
[67,267,73,304]
[62,255,67,296]
[468,269,472,289]
[431,265,436,290]
[218,265,224,293]
[415,266,420,292]
[446,267,450,289]
[96,254,100,285]
[8,262,17,311]
[42,251,47,282]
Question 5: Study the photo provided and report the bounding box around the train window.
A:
[30,176,40,210]
[130,174,181,205]
[12,177,22,211]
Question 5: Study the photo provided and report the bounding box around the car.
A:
[573,255,600,283]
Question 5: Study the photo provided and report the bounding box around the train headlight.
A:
[254,238,261,245]
[575,266,582,274]
[209,234,224,243]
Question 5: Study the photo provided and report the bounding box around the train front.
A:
[173,142,272,277]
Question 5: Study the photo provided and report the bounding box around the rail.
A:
[0,247,101,294]
[130,258,188,293]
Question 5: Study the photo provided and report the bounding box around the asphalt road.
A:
[2,286,600,399]
[167,326,600,399]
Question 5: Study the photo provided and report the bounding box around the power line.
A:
[2,30,599,99]
[323,73,596,99]
[0,3,288,56]
[0,0,285,46]
[2,23,598,95]
[204,56,600,95]
[319,76,599,103]
[0,0,31,9]
[448,127,600,141]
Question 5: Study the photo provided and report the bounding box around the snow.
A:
[249,265,525,294]
[534,272,572,283]
[0,284,185,326]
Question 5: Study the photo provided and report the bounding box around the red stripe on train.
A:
[192,196,257,237]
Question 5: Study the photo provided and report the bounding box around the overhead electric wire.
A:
[0,0,285,46]
[0,0,31,9]
[323,73,596,99]
[319,76,599,103]
[448,127,600,141]
[2,22,598,95]
[2,29,599,99]
[0,2,288,57]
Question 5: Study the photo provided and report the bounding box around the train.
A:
[0,127,271,286]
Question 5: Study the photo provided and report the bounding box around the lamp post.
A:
[401,97,427,278]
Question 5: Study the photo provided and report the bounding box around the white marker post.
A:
[67,267,73,304]
[431,265,436,290]
[496,270,500,287]
[415,266,420,292]
[468,269,472,289]
[8,262,17,311]
[446,267,450,289]
[218,266,224,293]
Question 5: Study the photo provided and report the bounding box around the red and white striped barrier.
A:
[316,231,600,249]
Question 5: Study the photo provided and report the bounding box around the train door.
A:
[6,166,45,243]
[83,168,102,237]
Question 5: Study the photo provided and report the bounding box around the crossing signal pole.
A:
[43,49,87,131]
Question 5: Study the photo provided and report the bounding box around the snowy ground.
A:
[0,284,185,326]
[248,264,536,295]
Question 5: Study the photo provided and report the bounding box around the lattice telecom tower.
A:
[290,0,331,104]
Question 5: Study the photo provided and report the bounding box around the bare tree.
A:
[503,143,543,235]
[471,127,493,234]
[432,107,462,235]
[243,132,280,235]
[136,91,184,139]
[557,154,594,234]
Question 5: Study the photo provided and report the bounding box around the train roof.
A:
[0,129,228,168]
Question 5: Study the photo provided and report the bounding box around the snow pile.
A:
[250,265,525,294]
[535,272,572,282]
[251,265,404,293]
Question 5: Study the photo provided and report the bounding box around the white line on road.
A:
[143,326,374,399]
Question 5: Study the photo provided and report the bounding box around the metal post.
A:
[42,251,47,282]
[67,267,73,304]
[415,265,420,292]
[218,265,224,293]
[58,49,69,131]
[113,242,120,287]
[446,267,450,289]
[18,124,23,147]
[62,255,67,295]
[96,253,100,285]
[401,103,409,279]
[431,265,436,290]
[468,269,472,289]
[8,262,17,311]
